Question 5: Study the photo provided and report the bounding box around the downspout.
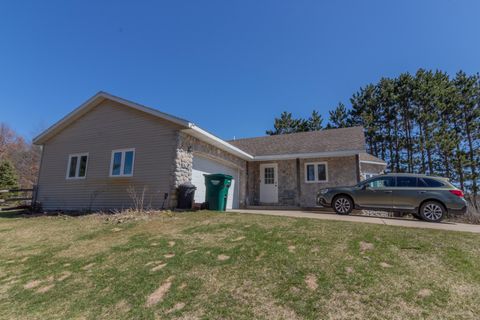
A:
[296,158,301,206]
[355,154,361,183]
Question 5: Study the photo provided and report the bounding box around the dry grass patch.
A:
[36,284,55,293]
[151,263,167,272]
[359,241,374,253]
[145,276,175,307]
[305,274,318,291]
[24,280,41,289]
[217,254,230,261]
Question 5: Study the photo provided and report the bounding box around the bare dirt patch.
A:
[145,276,175,307]
[112,228,122,232]
[166,302,186,314]
[288,245,296,253]
[418,288,432,298]
[145,261,162,267]
[185,250,197,255]
[232,236,245,242]
[178,282,187,290]
[164,253,175,259]
[36,284,55,293]
[115,299,131,313]
[217,254,230,261]
[305,274,318,291]
[57,271,72,282]
[151,263,167,272]
[359,241,374,254]
[345,267,354,274]
[168,241,176,247]
[380,262,392,268]
[24,280,41,289]
[82,263,96,270]
[255,251,265,261]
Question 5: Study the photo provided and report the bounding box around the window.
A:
[418,178,444,188]
[66,153,88,179]
[367,176,395,188]
[110,148,135,177]
[264,167,275,184]
[305,162,328,183]
[396,176,417,187]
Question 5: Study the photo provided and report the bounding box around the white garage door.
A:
[191,155,239,209]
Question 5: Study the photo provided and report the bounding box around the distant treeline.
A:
[0,123,40,189]
[266,69,479,202]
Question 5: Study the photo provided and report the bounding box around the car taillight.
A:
[449,189,464,198]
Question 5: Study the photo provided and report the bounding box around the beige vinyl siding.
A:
[37,100,181,210]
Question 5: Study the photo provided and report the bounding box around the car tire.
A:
[332,195,353,215]
[419,201,446,223]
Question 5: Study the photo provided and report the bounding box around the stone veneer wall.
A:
[299,156,358,207]
[247,160,299,206]
[170,131,247,208]
[248,156,359,207]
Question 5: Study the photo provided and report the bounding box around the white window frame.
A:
[66,153,89,180]
[304,161,328,183]
[109,148,135,177]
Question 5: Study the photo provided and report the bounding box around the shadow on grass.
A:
[0,209,101,219]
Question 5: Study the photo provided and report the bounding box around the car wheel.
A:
[333,195,353,215]
[419,201,446,223]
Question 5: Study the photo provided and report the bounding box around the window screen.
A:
[317,164,326,181]
[67,153,88,179]
[306,164,315,181]
[68,156,78,178]
[112,152,122,176]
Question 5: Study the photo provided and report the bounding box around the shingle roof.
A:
[228,126,366,156]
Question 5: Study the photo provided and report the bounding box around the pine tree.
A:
[266,112,301,135]
[0,160,18,189]
[327,103,349,128]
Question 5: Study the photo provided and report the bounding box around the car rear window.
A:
[419,178,445,187]
[396,176,417,187]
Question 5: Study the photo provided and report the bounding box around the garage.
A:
[191,155,240,209]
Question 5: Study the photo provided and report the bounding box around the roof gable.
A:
[33,92,191,145]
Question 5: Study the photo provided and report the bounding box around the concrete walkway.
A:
[229,209,480,234]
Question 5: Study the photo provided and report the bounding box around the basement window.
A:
[305,162,328,183]
[110,148,135,177]
[66,153,89,179]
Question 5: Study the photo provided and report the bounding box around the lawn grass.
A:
[0,210,480,319]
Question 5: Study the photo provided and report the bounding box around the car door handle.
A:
[384,190,392,194]
[418,191,426,194]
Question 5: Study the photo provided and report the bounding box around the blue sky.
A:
[1,0,480,141]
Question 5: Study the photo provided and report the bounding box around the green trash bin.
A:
[204,174,233,211]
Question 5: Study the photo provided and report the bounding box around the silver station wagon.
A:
[317,173,467,222]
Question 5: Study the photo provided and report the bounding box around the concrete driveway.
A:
[230,209,480,234]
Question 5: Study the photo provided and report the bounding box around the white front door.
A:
[260,163,278,203]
